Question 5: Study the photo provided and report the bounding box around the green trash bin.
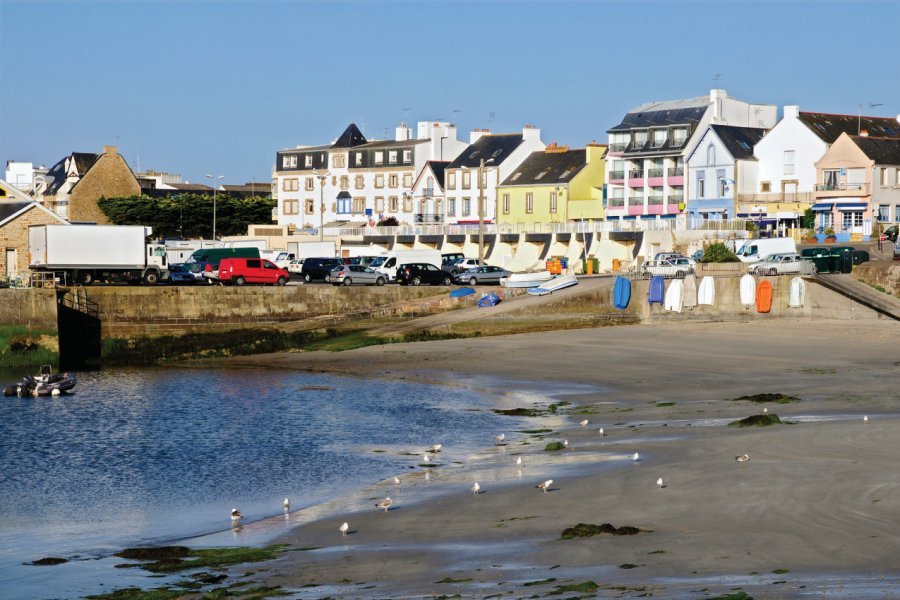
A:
[811,256,832,273]
[801,247,829,258]
[852,250,870,265]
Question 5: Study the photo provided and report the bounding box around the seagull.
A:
[431,443,442,453]
[657,477,664,488]
[283,497,290,510]
[230,508,243,522]
[598,427,605,437]
[536,479,553,493]
[632,452,640,462]
[422,453,431,463]
[864,415,869,424]
[471,482,481,495]
[393,476,401,487]
[580,419,589,428]
[563,440,569,448]
[339,522,349,536]
[763,407,768,415]
[496,433,506,444]
[736,454,750,462]
[516,456,523,467]
[375,497,392,512]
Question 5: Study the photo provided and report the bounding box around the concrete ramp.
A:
[812,274,900,321]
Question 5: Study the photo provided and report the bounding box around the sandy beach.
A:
[217,319,900,598]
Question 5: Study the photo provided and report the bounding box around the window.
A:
[783,150,795,176]
[282,178,299,192]
[389,151,397,164]
[375,175,385,188]
[305,199,315,214]
[448,198,456,216]
[842,211,863,229]
[633,130,648,148]
[719,177,727,197]
[652,129,667,148]
[282,155,297,169]
[697,177,705,198]
[447,172,456,189]
[337,198,352,214]
[305,178,315,191]
[403,195,412,212]
[463,197,471,216]
[403,173,413,187]
[389,196,399,212]
[333,154,346,168]
[672,127,688,146]
[305,155,313,167]
[403,150,412,162]
[340,176,349,190]
[375,152,384,165]
[878,205,890,222]
[823,169,839,189]
[760,181,771,193]
[707,144,716,167]
[847,168,865,187]
[462,171,471,188]
[435,199,442,215]
[880,167,890,187]
[502,193,510,214]
[355,153,363,166]
[550,192,557,213]
[375,197,385,212]
[283,200,299,215]
[352,197,366,212]
[355,175,364,189]
[526,192,533,213]
[389,174,399,188]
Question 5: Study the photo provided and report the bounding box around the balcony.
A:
[669,167,684,176]
[648,195,664,205]
[648,168,664,178]
[627,171,644,188]
[608,198,626,208]
[737,192,814,205]
[415,213,444,224]
[669,192,685,203]
[609,170,625,181]
[815,182,868,196]
[419,187,435,198]
[608,143,626,153]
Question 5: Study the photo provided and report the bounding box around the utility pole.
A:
[478,159,485,266]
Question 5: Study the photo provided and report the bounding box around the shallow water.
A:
[0,366,518,599]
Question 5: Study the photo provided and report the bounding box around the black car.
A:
[396,263,452,286]
[301,257,343,282]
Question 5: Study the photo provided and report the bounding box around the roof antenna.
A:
[402,107,412,125]
[859,102,883,135]
[712,73,723,82]
[488,111,496,127]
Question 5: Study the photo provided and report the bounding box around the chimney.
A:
[860,130,869,137]
[783,105,800,120]
[470,128,490,144]
[709,89,726,121]
[522,124,541,143]
[103,145,118,155]
[585,143,607,163]
[395,124,412,141]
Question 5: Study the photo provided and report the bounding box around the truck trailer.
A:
[29,224,168,285]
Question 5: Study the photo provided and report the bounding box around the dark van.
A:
[301,257,343,282]
[218,258,289,286]
[186,247,261,283]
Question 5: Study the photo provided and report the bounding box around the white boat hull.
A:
[500,271,553,288]
[526,273,578,296]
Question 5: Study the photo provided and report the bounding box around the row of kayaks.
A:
[612,274,806,313]
[3,366,77,397]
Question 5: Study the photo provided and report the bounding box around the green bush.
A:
[699,242,740,263]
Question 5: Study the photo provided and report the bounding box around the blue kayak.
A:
[648,275,665,305]
[450,287,476,298]
[613,275,631,310]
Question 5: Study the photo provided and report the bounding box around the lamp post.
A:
[205,174,224,240]
[316,172,328,242]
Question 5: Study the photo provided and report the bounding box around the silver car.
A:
[453,265,512,285]
[749,253,803,276]
[329,264,386,286]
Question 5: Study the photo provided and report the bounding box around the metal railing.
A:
[608,198,626,207]
[609,170,625,180]
[669,167,684,176]
[414,213,444,224]
[608,143,626,152]
[815,183,865,192]
[419,188,435,197]
[648,196,664,205]
[737,192,814,203]
[669,193,685,203]
[648,168,664,177]
[59,288,100,318]
[628,170,644,179]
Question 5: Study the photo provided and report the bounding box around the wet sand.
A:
[220,319,900,598]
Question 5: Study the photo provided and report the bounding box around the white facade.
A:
[410,162,448,224]
[4,161,34,192]
[753,106,826,197]
[685,127,761,219]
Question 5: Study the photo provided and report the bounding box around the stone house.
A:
[0,200,69,278]
[38,145,140,223]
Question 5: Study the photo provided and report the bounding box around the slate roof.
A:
[426,161,450,189]
[0,201,33,225]
[355,138,429,150]
[799,112,900,144]
[44,152,101,195]
[607,96,708,132]
[500,149,587,186]
[852,136,900,165]
[332,123,368,148]
[447,134,524,169]
[710,125,767,160]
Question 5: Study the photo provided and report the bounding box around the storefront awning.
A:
[737,212,767,218]
[698,208,727,213]
[776,212,799,219]
[836,203,867,211]
[811,203,833,211]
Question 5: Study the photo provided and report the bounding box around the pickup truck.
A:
[640,257,695,278]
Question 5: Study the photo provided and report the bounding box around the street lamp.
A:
[206,174,224,240]
[316,172,328,241]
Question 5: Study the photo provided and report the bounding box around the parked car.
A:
[453,265,512,285]
[641,257,695,278]
[749,252,803,276]
[881,224,898,243]
[167,263,199,285]
[287,258,305,274]
[894,238,900,260]
[396,263,452,286]
[301,257,343,282]
[218,257,289,286]
[329,264,386,286]
[441,252,465,267]
[653,252,697,266]
[443,257,482,275]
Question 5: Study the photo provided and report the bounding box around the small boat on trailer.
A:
[3,365,77,397]
[500,270,553,289]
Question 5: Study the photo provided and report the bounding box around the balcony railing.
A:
[628,170,644,179]
[609,170,625,180]
[419,187,435,197]
[608,143,626,152]
[669,167,684,176]
[648,196,664,205]
[669,193,685,203]
[608,198,626,207]
[737,192,814,204]
[648,168,664,178]
[815,183,864,192]
[628,196,644,204]
[415,213,444,224]
[671,138,687,148]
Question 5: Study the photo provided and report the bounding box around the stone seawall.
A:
[0,289,57,330]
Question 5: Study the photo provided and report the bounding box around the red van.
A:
[217,258,289,286]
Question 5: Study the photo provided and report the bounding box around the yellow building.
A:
[497,143,606,228]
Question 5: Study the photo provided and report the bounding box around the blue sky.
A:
[1,0,897,186]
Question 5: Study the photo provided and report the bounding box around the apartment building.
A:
[605,89,776,221]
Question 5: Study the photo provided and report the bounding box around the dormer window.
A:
[403,150,412,162]
[355,153,363,166]
[389,151,398,164]
[510,172,522,181]
[375,152,384,165]
[535,171,547,180]
[304,155,313,167]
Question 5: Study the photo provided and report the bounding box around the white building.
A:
[605,89,776,221]
[443,126,545,224]
[273,121,467,229]
[410,161,450,224]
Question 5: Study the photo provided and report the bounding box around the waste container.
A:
[612,258,621,272]
[851,250,870,265]
[805,255,831,274]
[801,247,829,258]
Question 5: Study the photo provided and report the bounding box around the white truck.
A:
[370,249,442,281]
[29,224,169,285]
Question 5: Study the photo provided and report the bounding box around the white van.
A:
[735,238,797,263]
[371,250,442,281]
